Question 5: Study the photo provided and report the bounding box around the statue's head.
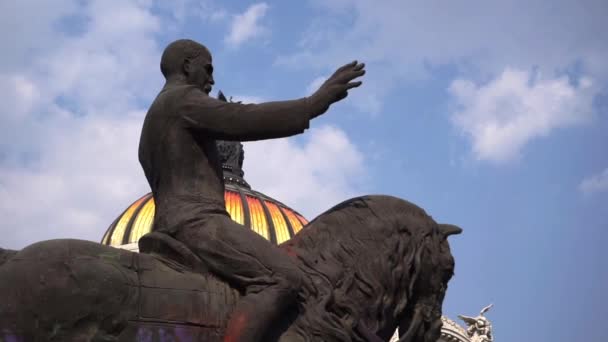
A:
[160,39,214,94]
[476,317,489,327]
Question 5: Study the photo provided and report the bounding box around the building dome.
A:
[438,316,471,342]
[101,181,308,249]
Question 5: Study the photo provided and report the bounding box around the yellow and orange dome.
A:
[101,182,308,248]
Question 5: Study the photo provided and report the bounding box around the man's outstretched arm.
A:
[179,90,314,141]
[178,61,365,141]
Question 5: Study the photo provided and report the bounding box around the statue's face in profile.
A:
[184,50,215,94]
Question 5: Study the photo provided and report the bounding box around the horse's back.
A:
[0,239,138,341]
[119,251,240,341]
[0,238,240,341]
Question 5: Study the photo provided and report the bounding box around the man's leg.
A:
[223,269,300,342]
[174,215,303,342]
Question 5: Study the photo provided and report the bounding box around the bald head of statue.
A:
[160,39,215,94]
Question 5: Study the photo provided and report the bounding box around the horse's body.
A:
[0,195,459,342]
[0,238,239,341]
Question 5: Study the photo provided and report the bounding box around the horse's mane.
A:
[282,195,443,341]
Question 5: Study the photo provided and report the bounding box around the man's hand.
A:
[309,60,365,118]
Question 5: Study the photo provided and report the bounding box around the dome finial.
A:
[216,91,249,188]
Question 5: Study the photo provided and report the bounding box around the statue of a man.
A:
[137,39,365,342]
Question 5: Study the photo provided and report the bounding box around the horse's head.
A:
[280,195,460,342]
[394,223,461,342]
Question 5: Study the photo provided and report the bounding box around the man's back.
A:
[139,84,226,234]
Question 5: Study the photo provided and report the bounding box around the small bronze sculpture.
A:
[0,39,461,341]
[458,304,494,342]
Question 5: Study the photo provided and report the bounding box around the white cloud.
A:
[303,72,381,115]
[579,168,608,195]
[229,95,266,104]
[224,3,270,48]
[244,125,368,218]
[0,114,149,249]
[211,92,265,104]
[152,0,228,24]
[277,0,608,115]
[0,0,78,72]
[449,68,596,163]
[0,0,166,249]
[38,1,162,112]
[306,75,327,95]
[0,74,41,122]
[209,9,228,22]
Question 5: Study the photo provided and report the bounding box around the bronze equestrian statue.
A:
[0,196,460,341]
[0,39,461,341]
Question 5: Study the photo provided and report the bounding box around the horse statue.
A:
[0,195,461,341]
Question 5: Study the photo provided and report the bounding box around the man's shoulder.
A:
[161,84,206,98]
[157,84,215,108]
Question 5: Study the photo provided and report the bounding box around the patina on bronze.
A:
[0,39,461,342]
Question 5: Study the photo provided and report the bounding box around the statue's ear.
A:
[183,58,192,76]
[438,224,462,237]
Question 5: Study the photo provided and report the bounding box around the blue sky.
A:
[1,0,607,340]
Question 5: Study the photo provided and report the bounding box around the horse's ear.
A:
[218,90,227,102]
[438,224,462,237]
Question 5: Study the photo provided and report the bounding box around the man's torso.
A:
[138,84,227,233]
